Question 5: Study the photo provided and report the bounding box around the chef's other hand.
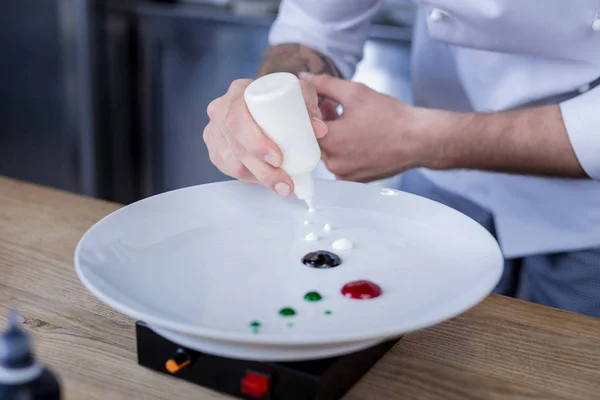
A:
[203,78,328,196]
[300,72,428,183]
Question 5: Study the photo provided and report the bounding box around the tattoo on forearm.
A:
[256,43,343,79]
[316,51,342,78]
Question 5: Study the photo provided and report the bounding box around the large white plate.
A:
[75,180,503,345]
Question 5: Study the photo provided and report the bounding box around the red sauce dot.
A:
[341,280,382,300]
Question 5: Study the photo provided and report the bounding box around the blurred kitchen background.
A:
[0,0,415,204]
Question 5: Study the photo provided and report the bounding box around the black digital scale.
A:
[136,321,399,399]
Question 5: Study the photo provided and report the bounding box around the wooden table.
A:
[1,176,600,400]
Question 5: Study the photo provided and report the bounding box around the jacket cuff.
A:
[559,85,600,180]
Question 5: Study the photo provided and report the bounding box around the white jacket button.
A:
[430,8,445,22]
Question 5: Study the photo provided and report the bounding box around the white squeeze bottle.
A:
[244,72,321,209]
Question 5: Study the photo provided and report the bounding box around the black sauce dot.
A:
[302,251,342,269]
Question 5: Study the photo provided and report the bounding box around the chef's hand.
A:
[203,79,328,196]
[299,72,430,183]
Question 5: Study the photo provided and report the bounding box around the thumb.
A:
[299,72,356,106]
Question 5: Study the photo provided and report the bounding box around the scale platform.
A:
[136,321,399,400]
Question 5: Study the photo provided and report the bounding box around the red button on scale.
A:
[241,372,270,398]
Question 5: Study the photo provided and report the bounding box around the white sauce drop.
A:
[323,223,332,232]
[332,238,353,250]
[308,206,316,213]
[305,232,319,242]
[303,220,310,225]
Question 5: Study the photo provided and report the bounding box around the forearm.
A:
[256,44,342,79]
[421,105,588,178]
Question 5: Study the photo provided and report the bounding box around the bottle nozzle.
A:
[305,198,315,213]
[0,310,38,374]
[8,311,20,330]
[291,172,315,203]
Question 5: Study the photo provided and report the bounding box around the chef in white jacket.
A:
[203,1,600,316]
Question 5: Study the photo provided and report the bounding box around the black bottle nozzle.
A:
[0,311,35,370]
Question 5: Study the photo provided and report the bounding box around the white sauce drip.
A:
[332,238,353,250]
[305,232,319,242]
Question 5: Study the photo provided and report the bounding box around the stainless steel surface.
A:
[0,0,96,195]
[136,4,272,194]
[60,0,98,197]
[98,8,141,203]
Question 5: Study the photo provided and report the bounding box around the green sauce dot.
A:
[279,307,296,317]
[324,310,332,315]
[304,291,323,302]
[250,321,261,333]
[287,322,294,328]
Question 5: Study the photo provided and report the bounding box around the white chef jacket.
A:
[269,0,600,258]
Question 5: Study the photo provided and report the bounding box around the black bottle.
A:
[0,312,60,400]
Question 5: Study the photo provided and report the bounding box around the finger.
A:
[227,78,253,96]
[321,152,362,183]
[299,79,319,112]
[203,123,257,183]
[306,103,328,138]
[209,79,252,120]
[213,150,258,184]
[207,93,231,127]
[207,149,257,184]
[299,79,328,138]
[299,72,365,108]
[312,117,328,139]
[216,135,258,184]
[204,78,259,182]
[320,152,349,182]
[316,117,346,150]
[224,96,284,167]
[220,148,258,184]
[239,154,294,197]
[207,97,220,119]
